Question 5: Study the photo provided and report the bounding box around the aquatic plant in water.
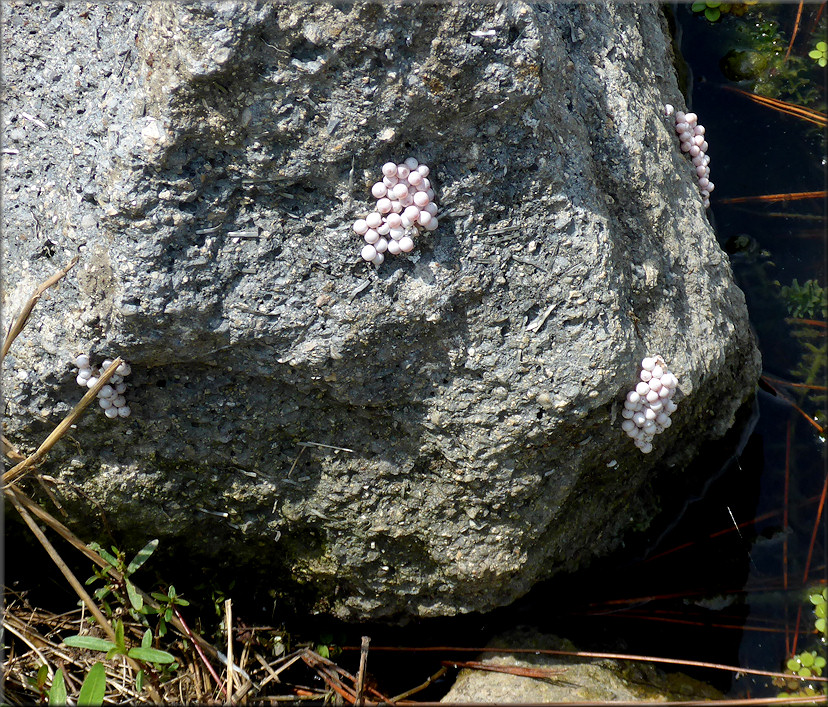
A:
[774,588,828,698]
[809,41,827,68]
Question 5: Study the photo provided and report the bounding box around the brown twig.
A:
[1,255,79,361]
[441,659,567,680]
[175,607,228,701]
[722,86,827,126]
[355,635,370,706]
[785,1,805,61]
[388,666,447,703]
[2,358,124,487]
[718,190,826,205]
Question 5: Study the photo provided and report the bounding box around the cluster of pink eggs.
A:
[620,356,679,454]
[665,105,714,209]
[74,354,132,419]
[352,157,439,266]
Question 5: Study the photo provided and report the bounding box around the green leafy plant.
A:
[47,668,67,705]
[85,539,158,622]
[147,585,190,638]
[780,279,828,320]
[809,41,827,68]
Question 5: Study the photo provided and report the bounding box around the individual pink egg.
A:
[352,219,368,235]
[703,198,711,208]
[366,212,383,229]
[386,212,402,228]
[424,217,439,231]
[693,135,704,147]
[364,229,380,244]
[636,382,650,396]
[696,165,707,177]
[698,177,710,189]
[400,214,413,228]
[399,194,413,207]
[689,145,700,157]
[692,155,704,166]
[408,171,423,186]
[404,157,419,170]
[426,188,435,200]
[375,237,388,253]
[702,155,710,166]
[700,141,709,152]
[376,198,392,214]
[418,210,433,226]
[403,205,420,221]
[675,111,686,122]
[396,165,410,179]
[648,378,662,392]
[372,182,387,199]
[361,244,377,261]
[646,390,660,403]
[392,183,409,200]
[700,189,710,197]
[694,125,705,135]
[372,251,385,266]
[383,175,399,188]
[706,182,715,192]
[684,112,698,124]
[382,162,397,177]
[675,122,690,134]
[391,201,403,213]
[425,202,439,215]
[680,141,692,153]
[387,239,401,255]
[421,177,430,190]
[389,227,405,240]
[413,191,430,208]
[377,222,391,235]
[399,236,415,252]
[417,164,429,177]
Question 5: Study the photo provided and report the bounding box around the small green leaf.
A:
[128,646,176,664]
[797,667,812,678]
[36,663,49,688]
[48,668,67,705]
[691,2,706,10]
[158,619,168,638]
[92,544,118,568]
[63,635,116,652]
[815,617,825,633]
[800,651,815,667]
[126,579,143,612]
[136,669,145,692]
[127,539,159,575]
[164,607,173,623]
[168,585,176,598]
[77,662,107,706]
[706,1,721,7]
[809,50,823,59]
[787,657,800,672]
[705,7,721,21]
[176,597,190,607]
[816,602,826,618]
[819,57,827,68]
[114,620,125,653]
[817,41,827,52]
[317,644,330,659]
[142,629,152,649]
[151,591,169,602]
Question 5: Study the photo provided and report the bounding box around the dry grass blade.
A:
[1,255,78,361]
[2,357,124,487]
[388,666,447,703]
[225,598,235,704]
[355,635,371,706]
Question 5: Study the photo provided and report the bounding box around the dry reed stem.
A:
[2,357,124,487]
[1,255,78,361]
[784,1,805,61]
[718,190,826,204]
[355,635,370,706]
[722,86,827,126]
[225,598,235,704]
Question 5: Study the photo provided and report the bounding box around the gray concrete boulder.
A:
[2,1,760,620]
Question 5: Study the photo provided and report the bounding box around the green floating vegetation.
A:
[691,1,755,23]
[809,41,828,68]
[775,587,828,698]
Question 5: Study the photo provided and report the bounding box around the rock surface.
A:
[439,628,724,703]
[2,1,760,620]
